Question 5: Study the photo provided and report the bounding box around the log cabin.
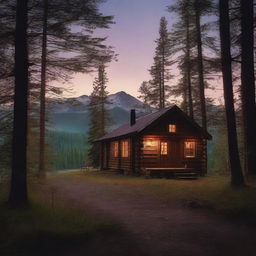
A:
[95,105,212,178]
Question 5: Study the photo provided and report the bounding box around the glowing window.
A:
[184,141,196,158]
[121,140,129,158]
[143,139,158,151]
[169,124,176,133]
[112,141,118,157]
[160,142,168,155]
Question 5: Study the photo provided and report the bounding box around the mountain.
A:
[49,91,153,133]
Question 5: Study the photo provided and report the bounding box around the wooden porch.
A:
[142,167,199,179]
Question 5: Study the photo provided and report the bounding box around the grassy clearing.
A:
[68,170,256,223]
[0,182,121,256]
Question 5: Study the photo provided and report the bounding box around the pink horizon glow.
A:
[53,0,224,104]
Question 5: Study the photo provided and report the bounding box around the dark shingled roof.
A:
[95,105,212,142]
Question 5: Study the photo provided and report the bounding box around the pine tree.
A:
[8,0,29,207]
[37,0,114,178]
[168,0,195,118]
[87,65,112,167]
[148,56,163,109]
[168,0,219,124]
[155,17,173,109]
[38,0,48,179]
[138,81,152,105]
[219,0,244,186]
[139,17,173,109]
[0,0,115,177]
[240,0,256,175]
[193,0,214,130]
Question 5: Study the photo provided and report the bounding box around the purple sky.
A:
[59,0,175,98]
[57,0,223,103]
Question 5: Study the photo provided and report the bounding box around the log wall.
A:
[100,109,209,175]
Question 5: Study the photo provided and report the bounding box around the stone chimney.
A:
[130,109,136,126]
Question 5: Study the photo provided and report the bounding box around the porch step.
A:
[143,168,199,179]
[100,169,123,174]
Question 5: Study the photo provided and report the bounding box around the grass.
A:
[2,170,255,255]
[68,170,256,223]
[0,181,121,256]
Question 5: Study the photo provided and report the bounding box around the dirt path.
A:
[47,174,256,256]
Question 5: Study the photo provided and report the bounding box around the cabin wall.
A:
[108,141,119,169]
[120,138,132,172]
[100,110,209,175]
[139,135,205,175]
[106,138,133,172]
[182,138,205,174]
[135,136,143,174]
[138,111,208,175]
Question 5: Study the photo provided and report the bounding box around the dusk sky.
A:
[59,0,174,98]
[58,0,222,101]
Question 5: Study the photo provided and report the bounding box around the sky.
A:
[56,0,223,102]
[57,0,175,98]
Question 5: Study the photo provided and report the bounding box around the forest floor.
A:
[41,170,256,256]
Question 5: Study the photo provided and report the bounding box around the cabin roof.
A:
[95,105,212,142]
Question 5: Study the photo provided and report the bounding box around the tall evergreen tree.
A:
[38,0,48,179]
[168,0,219,123]
[138,17,173,109]
[193,0,214,130]
[240,0,256,175]
[87,65,111,167]
[155,17,173,109]
[8,0,29,206]
[168,0,195,118]
[219,0,244,186]
[37,0,114,178]
[148,56,164,109]
[138,81,152,105]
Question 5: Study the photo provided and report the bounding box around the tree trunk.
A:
[194,2,207,130]
[219,0,244,186]
[39,0,49,179]
[182,78,189,114]
[8,0,29,206]
[162,50,165,109]
[194,1,208,175]
[158,65,162,109]
[240,0,256,175]
[185,12,194,119]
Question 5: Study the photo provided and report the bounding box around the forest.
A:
[0,0,256,255]
[0,0,255,200]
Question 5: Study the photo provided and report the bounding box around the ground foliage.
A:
[0,183,124,256]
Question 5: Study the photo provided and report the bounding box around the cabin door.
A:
[159,140,181,168]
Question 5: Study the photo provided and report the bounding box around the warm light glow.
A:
[169,124,176,133]
[121,140,129,157]
[144,139,157,149]
[160,142,168,155]
[184,141,196,158]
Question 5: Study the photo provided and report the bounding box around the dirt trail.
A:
[47,174,256,256]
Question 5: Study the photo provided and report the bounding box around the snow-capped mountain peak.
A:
[107,91,147,111]
[50,91,153,114]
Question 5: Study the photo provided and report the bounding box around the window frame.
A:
[121,140,129,158]
[111,141,119,158]
[160,142,168,155]
[184,140,196,158]
[169,124,176,133]
[143,139,158,151]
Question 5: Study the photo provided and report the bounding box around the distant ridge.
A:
[48,91,154,133]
